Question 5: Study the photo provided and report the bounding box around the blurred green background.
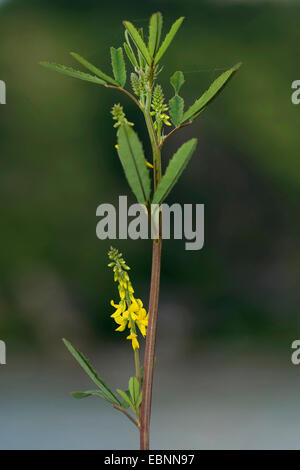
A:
[1,0,300,450]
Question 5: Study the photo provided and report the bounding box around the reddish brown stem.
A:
[105,85,142,110]
[159,121,193,148]
[140,239,162,450]
[113,404,139,428]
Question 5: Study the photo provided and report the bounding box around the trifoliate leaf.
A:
[70,52,118,86]
[123,21,151,65]
[152,138,197,204]
[148,12,163,58]
[62,338,121,406]
[169,95,184,127]
[117,124,151,204]
[181,62,242,123]
[154,17,184,65]
[170,71,185,94]
[40,62,107,86]
[117,389,134,408]
[110,47,127,87]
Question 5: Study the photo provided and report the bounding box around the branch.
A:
[113,404,139,428]
[106,85,142,110]
[159,121,193,148]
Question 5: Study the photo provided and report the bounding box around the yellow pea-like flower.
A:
[108,247,148,350]
[126,333,139,350]
[115,323,127,332]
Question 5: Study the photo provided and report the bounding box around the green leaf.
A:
[152,138,197,204]
[117,389,133,408]
[118,389,131,409]
[117,124,151,204]
[123,21,152,66]
[40,62,107,86]
[169,95,184,127]
[181,62,242,123]
[148,12,163,58]
[62,338,121,406]
[70,52,118,86]
[137,28,146,69]
[128,377,140,405]
[71,390,107,400]
[110,47,126,87]
[123,42,138,68]
[154,17,184,65]
[170,71,185,94]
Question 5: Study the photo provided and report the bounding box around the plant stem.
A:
[113,404,139,428]
[160,121,193,148]
[140,238,162,449]
[140,91,162,448]
[106,85,142,110]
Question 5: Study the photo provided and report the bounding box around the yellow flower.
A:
[128,298,139,312]
[115,322,127,332]
[108,247,148,350]
[118,285,125,300]
[136,308,148,337]
[160,113,172,126]
[110,300,125,317]
[146,160,154,169]
[126,333,139,350]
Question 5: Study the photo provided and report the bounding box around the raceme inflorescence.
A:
[41,11,241,449]
[108,246,148,350]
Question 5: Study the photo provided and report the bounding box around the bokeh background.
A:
[1,0,300,449]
